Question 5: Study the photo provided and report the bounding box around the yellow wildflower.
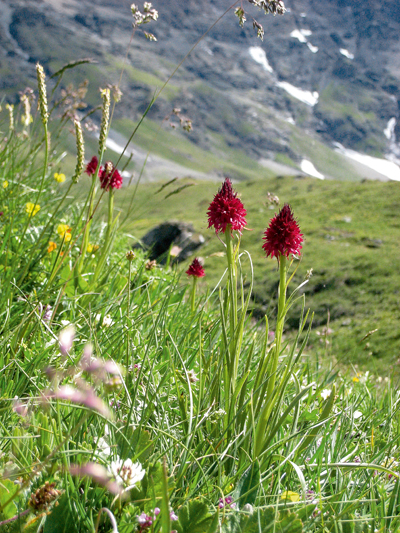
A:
[54,173,66,183]
[87,243,99,253]
[280,491,300,502]
[57,224,72,242]
[26,202,40,216]
[47,241,57,253]
[3,181,8,189]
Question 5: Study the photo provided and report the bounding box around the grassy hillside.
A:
[112,175,400,376]
[2,63,400,532]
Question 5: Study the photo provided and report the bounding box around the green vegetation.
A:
[116,175,400,376]
[1,7,400,530]
[317,83,386,156]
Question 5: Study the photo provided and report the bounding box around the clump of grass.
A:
[0,3,400,532]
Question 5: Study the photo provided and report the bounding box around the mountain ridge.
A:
[1,0,400,180]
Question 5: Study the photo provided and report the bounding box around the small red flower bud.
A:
[186,258,205,278]
[85,156,98,176]
[99,162,123,191]
[262,204,303,259]
[207,178,247,234]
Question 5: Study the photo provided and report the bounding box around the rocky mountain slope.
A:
[1,0,400,180]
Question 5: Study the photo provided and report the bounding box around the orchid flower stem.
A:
[254,253,287,458]
[225,228,238,385]
[79,147,105,273]
[190,277,198,314]
[106,188,115,244]
[94,187,115,284]
[79,175,98,272]
[275,253,287,361]
[126,259,132,370]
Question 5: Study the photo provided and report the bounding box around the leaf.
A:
[0,479,19,520]
[240,508,275,532]
[220,513,242,533]
[233,462,260,509]
[221,508,303,533]
[339,515,367,533]
[276,510,303,533]
[43,494,75,533]
[298,409,319,423]
[116,427,154,463]
[160,459,170,533]
[141,462,164,513]
[295,503,318,522]
[176,500,214,533]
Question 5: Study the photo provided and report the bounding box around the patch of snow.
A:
[277,81,319,106]
[105,137,128,154]
[249,46,273,73]
[340,48,354,60]
[334,142,400,181]
[301,159,325,179]
[291,29,318,53]
[307,42,319,53]
[285,116,296,125]
[384,117,396,140]
[290,29,307,43]
[300,12,307,17]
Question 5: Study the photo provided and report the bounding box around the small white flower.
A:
[320,388,331,400]
[187,370,199,383]
[109,458,145,489]
[96,437,112,458]
[59,325,75,355]
[95,314,114,327]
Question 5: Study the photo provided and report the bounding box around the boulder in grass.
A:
[134,221,205,263]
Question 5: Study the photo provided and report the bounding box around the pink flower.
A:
[69,462,122,495]
[85,156,98,176]
[207,178,247,234]
[137,513,153,530]
[99,162,123,190]
[218,496,236,509]
[186,258,205,278]
[262,204,303,260]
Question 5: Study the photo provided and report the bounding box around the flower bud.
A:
[36,63,48,126]
[98,88,110,156]
[73,120,85,183]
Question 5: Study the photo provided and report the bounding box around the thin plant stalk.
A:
[126,257,132,370]
[94,188,115,283]
[254,254,287,458]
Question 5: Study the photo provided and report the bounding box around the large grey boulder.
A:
[134,221,205,263]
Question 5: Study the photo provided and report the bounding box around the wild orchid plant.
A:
[207,178,248,421]
[186,257,206,312]
[205,178,335,471]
